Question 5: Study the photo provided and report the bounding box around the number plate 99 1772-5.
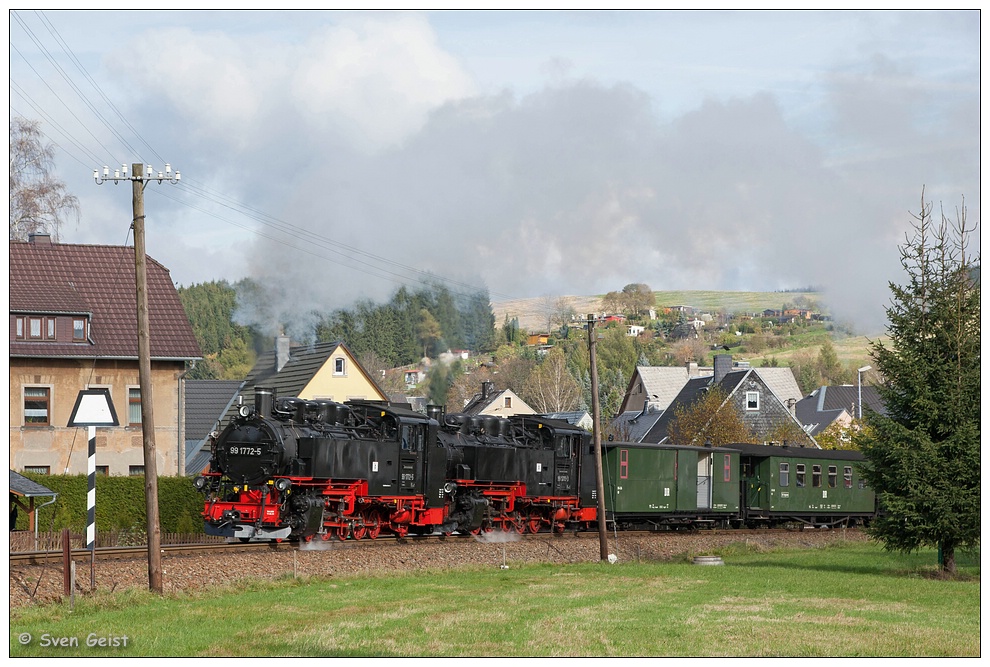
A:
[228,446,262,456]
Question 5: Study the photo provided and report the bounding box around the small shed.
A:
[9,470,57,533]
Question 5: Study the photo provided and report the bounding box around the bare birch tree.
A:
[10,117,79,241]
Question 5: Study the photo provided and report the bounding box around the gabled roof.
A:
[793,385,886,436]
[461,388,535,416]
[609,407,664,442]
[223,341,384,423]
[9,237,201,360]
[185,380,244,442]
[642,371,747,443]
[752,367,803,406]
[619,366,691,412]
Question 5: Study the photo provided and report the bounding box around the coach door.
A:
[697,452,712,510]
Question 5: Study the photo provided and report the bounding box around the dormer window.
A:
[16,316,57,341]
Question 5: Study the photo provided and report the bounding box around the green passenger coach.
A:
[731,443,876,527]
[587,442,740,529]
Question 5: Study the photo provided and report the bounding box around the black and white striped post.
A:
[67,389,118,590]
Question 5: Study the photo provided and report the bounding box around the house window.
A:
[796,463,806,488]
[129,466,145,476]
[47,317,56,339]
[23,466,50,475]
[128,387,142,426]
[96,466,109,476]
[15,316,24,339]
[812,464,822,488]
[844,466,853,489]
[23,387,51,426]
[334,357,346,376]
[746,391,760,410]
[73,318,87,341]
[828,465,838,488]
[29,317,43,339]
[504,396,512,408]
[779,462,789,487]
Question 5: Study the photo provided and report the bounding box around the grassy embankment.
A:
[9,540,979,657]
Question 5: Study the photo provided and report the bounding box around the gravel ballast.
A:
[10,529,870,609]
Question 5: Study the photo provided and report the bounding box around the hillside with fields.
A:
[492,290,883,377]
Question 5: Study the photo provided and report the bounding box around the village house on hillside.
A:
[615,355,815,447]
[795,384,887,437]
[9,234,202,476]
[220,337,387,422]
[459,381,536,417]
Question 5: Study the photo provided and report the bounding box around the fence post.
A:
[62,528,71,598]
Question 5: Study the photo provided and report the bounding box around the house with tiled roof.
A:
[221,337,387,425]
[795,385,886,437]
[460,381,535,417]
[9,234,201,476]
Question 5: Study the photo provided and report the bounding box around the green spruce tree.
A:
[855,194,980,575]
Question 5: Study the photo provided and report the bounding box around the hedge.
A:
[14,473,205,534]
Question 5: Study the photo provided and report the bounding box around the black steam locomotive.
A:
[195,388,876,542]
[196,388,594,541]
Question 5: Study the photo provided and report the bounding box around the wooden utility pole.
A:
[587,315,609,561]
[95,162,179,594]
[132,163,162,594]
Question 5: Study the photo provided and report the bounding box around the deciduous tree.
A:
[9,117,79,241]
[855,193,980,575]
[666,385,753,446]
[522,347,582,413]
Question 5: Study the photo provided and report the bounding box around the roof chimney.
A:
[686,361,699,377]
[481,380,494,401]
[276,335,291,372]
[713,354,732,384]
[28,232,52,245]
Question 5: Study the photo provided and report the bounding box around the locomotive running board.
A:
[206,523,292,541]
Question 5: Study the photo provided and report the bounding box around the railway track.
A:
[10,526,849,566]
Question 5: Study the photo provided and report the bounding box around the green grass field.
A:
[9,541,979,657]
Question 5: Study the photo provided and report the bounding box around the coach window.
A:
[795,464,806,488]
[812,465,822,488]
[828,465,838,488]
[723,454,732,482]
[844,466,853,489]
[778,462,789,487]
[620,449,629,480]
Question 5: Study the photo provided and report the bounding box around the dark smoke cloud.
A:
[243,70,977,335]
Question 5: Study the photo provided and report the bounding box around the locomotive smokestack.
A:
[276,334,291,372]
[255,387,274,417]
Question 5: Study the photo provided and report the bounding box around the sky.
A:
[8,9,982,336]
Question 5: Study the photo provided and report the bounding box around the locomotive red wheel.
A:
[367,513,382,540]
[528,517,542,534]
[513,516,526,534]
[352,524,367,540]
[336,524,350,541]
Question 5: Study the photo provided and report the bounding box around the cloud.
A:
[95,14,976,338]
